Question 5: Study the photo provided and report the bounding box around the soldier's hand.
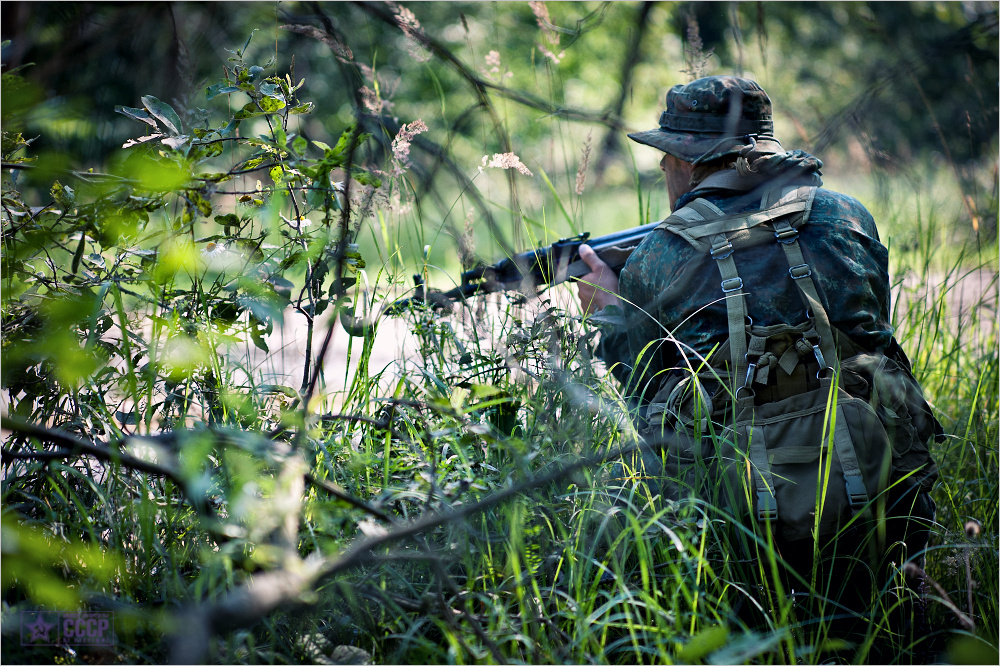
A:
[576,244,623,316]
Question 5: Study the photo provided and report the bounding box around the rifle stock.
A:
[385,221,660,315]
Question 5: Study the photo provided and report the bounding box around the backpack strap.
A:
[832,401,872,512]
[769,193,839,379]
[658,198,752,385]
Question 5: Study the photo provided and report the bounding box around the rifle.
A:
[385,221,661,314]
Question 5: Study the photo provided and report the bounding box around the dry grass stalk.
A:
[680,14,714,81]
[575,131,593,195]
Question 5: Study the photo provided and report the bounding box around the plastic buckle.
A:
[721,277,743,293]
[811,344,835,380]
[789,264,812,279]
[811,344,827,369]
[744,360,757,389]
[774,227,799,244]
[711,241,734,261]
[756,491,777,522]
[845,475,868,509]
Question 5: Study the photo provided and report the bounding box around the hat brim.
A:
[627,128,782,163]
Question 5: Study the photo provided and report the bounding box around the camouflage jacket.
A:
[597,172,893,409]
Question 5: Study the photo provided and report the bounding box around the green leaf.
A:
[312,140,331,152]
[205,82,241,100]
[258,82,282,98]
[197,172,231,183]
[187,191,213,217]
[140,95,183,135]
[268,276,294,300]
[131,155,191,191]
[215,213,241,228]
[289,102,314,115]
[193,141,224,159]
[250,322,269,352]
[355,171,381,188]
[115,105,159,129]
[219,119,240,137]
[242,156,265,170]
[234,102,264,120]
[330,126,358,156]
[83,253,106,270]
[50,181,75,208]
[291,135,308,156]
[241,29,258,55]
[258,95,286,114]
[162,135,190,150]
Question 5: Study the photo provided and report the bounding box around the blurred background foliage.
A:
[2,1,997,268]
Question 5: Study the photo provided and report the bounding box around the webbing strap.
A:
[744,334,768,390]
[777,345,803,375]
[678,201,809,241]
[660,199,751,383]
[655,204,723,253]
[832,402,870,512]
[772,219,840,376]
[685,199,756,391]
[686,198,726,219]
[745,424,778,521]
[717,252,749,386]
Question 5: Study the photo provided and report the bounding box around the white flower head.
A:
[486,152,533,177]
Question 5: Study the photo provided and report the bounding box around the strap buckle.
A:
[774,227,799,244]
[721,277,743,293]
[789,264,812,280]
[811,344,835,380]
[845,475,868,509]
[756,491,777,522]
[711,239,734,260]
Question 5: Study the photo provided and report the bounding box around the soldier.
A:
[575,75,940,647]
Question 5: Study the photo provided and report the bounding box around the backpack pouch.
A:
[730,386,892,542]
[637,385,893,544]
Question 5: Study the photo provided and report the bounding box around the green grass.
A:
[7,169,995,665]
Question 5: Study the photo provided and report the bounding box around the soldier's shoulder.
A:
[812,187,875,225]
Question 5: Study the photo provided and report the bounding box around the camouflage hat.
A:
[628,75,783,164]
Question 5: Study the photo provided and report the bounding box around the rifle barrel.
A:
[386,220,662,314]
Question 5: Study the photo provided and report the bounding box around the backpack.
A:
[633,184,939,544]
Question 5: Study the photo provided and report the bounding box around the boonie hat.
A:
[628,75,783,164]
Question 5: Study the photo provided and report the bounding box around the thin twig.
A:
[305,472,393,523]
[298,124,362,408]
[0,416,215,519]
[1,416,182,484]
